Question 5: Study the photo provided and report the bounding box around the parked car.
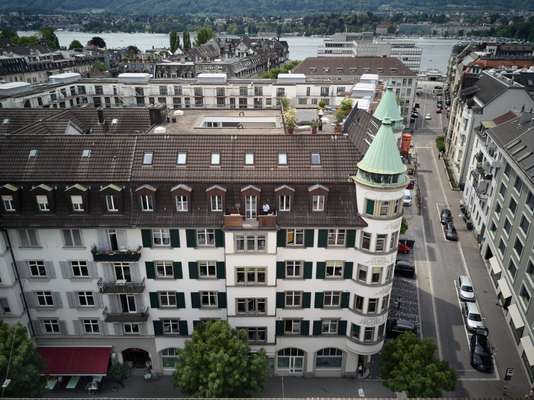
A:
[407,178,416,190]
[411,113,419,119]
[414,103,420,108]
[395,260,415,278]
[403,189,412,207]
[397,239,414,254]
[470,329,493,373]
[386,318,417,338]
[436,108,442,114]
[463,302,486,332]
[440,208,453,225]
[458,275,475,302]
[425,113,432,120]
[444,222,458,241]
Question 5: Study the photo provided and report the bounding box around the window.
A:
[242,327,266,342]
[153,229,170,246]
[284,319,301,335]
[200,291,217,307]
[63,229,82,247]
[236,267,266,285]
[285,291,302,308]
[508,260,517,278]
[1,195,14,212]
[36,195,49,211]
[363,326,375,342]
[42,319,60,334]
[361,232,371,250]
[520,285,531,309]
[82,319,100,334]
[379,201,390,216]
[211,153,220,165]
[514,238,524,257]
[371,267,382,283]
[276,88,285,97]
[199,261,217,278]
[285,261,303,278]
[504,218,512,236]
[375,234,387,252]
[162,319,180,335]
[357,265,367,282]
[156,261,173,278]
[368,298,378,314]
[123,323,140,335]
[175,195,188,212]
[325,261,344,278]
[235,234,266,252]
[495,202,502,216]
[386,263,394,281]
[159,291,177,307]
[210,195,223,212]
[514,176,523,194]
[71,261,89,277]
[279,195,291,211]
[312,195,325,211]
[520,215,529,235]
[18,229,38,247]
[499,183,507,198]
[527,193,534,212]
[286,229,304,246]
[161,348,179,368]
[105,195,118,212]
[321,319,339,335]
[236,298,266,314]
[0,299,10,313]
[278,153,287,165]
[354,295,364,312]
[71,195,84,211]
[140,194,154,211]
[382,294,390,312]
[498,239,506,255]
[528,260,534,279]
[351,323,361,340]
[197,229,215,247]
[143,152,153,165]
[327,229,345,246]
[389,232,398,251]
[316,348,343,369]
[323,291,341,307]
[311,152,321,165]
[245,153,254,165]
[510,198,517,214]
[177,152,187,165]
[36,291,54,306]
[78,291,95,307]
[29,260,46,277]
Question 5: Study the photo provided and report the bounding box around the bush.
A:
[436,136,445,153]
[400,217,408,234]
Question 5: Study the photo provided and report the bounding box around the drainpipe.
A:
[1,228,35,337]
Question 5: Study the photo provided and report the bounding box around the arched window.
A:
[276,348,305,371]
[161,348,179,369]
[316,348,343,369]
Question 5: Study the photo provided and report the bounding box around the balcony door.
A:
[114,263,131,282]
[245,195,257,219]
[120,294,137,313]
[108,229,119,251]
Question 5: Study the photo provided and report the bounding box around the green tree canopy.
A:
[0,27,18,40]
[183,31,191,50]
[0,322,45,397]
[169,31,180,53]
[259,59,300,79]
[195,26,215,47]
[68,39,84,50]
[380,332,456,397]
[173,320,268,397]
[39,27,60,49]
[88,36,106,48]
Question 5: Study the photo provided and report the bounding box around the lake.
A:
[19,31,458,73]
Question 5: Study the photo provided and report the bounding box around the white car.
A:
[424,113,432,120]
[403,189,412,207]
[458,275,475,302]
[464,302,486,332]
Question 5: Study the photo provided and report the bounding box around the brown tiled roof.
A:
[0,109,64,135]
[493,111,518,126]
[294,57,416,77]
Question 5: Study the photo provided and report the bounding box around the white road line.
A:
[414,146,432,149]
[453,280,472,349]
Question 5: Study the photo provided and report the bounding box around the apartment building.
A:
[0,97,407,378]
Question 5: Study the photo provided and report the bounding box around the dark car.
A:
[411,113,419,119]
[386,318,417,338]
[395,260,415,278]
[414,103,420,108]
[436,108,442,114]
[470,329,493,373]
[444,222,458,241]
[440,208,453,225]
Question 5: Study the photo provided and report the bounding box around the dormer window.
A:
[279,194,291,211]
[29,149,38,158]
[177,152,187,165]
[81,149,91,158]
[278,153,287,165]
[143,152,153,165]
[36,195,50,212]
[211,152,220,165]
[175,195,188,212]
[140,195,154,212]
[311,152,321,165]
[70,195,84,212]
[105,194,118,212]
[1,195,15,212]
[312,195,325,211]
[245,152,254,165]
[211,194,223,211]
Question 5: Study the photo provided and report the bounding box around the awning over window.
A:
[509,303,525,329]
[497,278,512,300]
[38,347,112,376]
[489,256,501,275]
[521,336,534,366]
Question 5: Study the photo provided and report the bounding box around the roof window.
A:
[278,152,288,165]
[2,118,9,124]
[111,118,118,126]
[211,152,221,165]
[177,152,187,165]
[29,149,38,158]
[143,152,153,165]
[311,152,321,165]
[245,152,254,165]
[81,149,91,158]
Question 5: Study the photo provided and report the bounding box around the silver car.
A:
[458,275,475,302]
[464,302,486,332]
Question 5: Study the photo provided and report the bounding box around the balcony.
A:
[223,213,277,229]
[91,246,142,262]
[97,278,145,294]
[103,306,149,323]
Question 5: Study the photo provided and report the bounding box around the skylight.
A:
[177,152,187,165]
[2,118,9,125]
[211,152,220,165]
[278,152,287,165]
[82,149,91,158]
[245,152,254,165]
[111,118,118,125]
[29,149,38,158]
[143,152,153,165]
[311,152,321,165]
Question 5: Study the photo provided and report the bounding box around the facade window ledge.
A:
[348,308,388,318]
[347,336,384,347]
[351,279,393,288]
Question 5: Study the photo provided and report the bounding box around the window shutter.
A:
[141,229,153,248]
[341,292,350,308]
[277,229,286,247]
[193,320,202,330]
[313,320,322,336]
[88,262,98,278]
[316,262,326,279]
[346,229,356,247]
[343,262,353,279]
[24,292,35,308]
[60,262,72,279]
[176,292,185,308]
[145,262,155,279]
[73,320,82,335]
[300,320,310,336]
[179,320,188,336]
[149,292,159,308]
[188,262,199,279]
[173,262,183,279]
[153,321,163,336]
[276,320,284,336]
[191,292,201,308]
[170,229,180,248]
[302,292,311,308]
[366,199,375,215]
[217,292,227,308]
[66,292,76,308]
[314,292,324,308]
[276,262,285,279]
[59,321,67,335]
[338,320,347,336]
[53,292,63,308]
[216,262,226,279]
[304,229,314,247]
[276,292,285,308]
[215,229,225,247]
[45,262,56,278]
[16,261,29,279]
[31,320,41,336]
[304,262,313,279]
[95,293,104,308]
[186,229,197,247]
[318,229,328,247]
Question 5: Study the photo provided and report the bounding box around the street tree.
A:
[39,27,60,49]
[183,31,191,50]
[380,332,456,397]
[88,36,106,48]
[195,26,214,47]
[173,320,268,397]
[0,322,45,397]
[68,40,84,50]
[169,31,181,53]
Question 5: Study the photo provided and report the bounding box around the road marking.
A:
[414,146,433,149]
[453,279,472,349]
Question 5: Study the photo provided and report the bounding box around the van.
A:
[403,190,412,207]
[458,275,475,302]
[464,302,486,332]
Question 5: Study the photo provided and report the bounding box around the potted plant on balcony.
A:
[283,107,297,134]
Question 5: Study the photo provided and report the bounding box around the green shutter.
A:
[141,229,153,248]
[313,320,322,336]
[304,262,313,279]
[217,292,227,308]
[276,262,285,279]
[346,229,356,247]
[186,229,197,247]
[351,323,360,339]
[338,320,347,336]
[170,229,180,247]
[191,292,201,308]
[178,320,188,336]
[316,262,326,279]
[277,229,286,247]
[173,262,183,279]
[153,321,163,336]
[216,262,226,279]
[276,292,285,308]
[145,262,155,279]
[176,292,185,308]
[276,320,284,336]
[341,292,350,308]
[314,292,324,308]
[300,320,310,336]
[215,229,225,247]
[343,262,353,279]
[302,292,311,308]
[304,229,314,247]
[366,199,375,215]
[188,262,199,279]
[149,292,159,308]
[318,229,328,248]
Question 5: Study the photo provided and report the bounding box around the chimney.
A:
[97,107,104,124]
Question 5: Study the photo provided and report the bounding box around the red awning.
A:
[38,347,112,376]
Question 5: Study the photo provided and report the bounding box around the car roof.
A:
[459,275,472,285]
[466,302,480,313]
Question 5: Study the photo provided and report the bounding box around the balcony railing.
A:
[97,277,145,294]
[223,213,277,229]
[91,246,142,262]
[103,306,149,323]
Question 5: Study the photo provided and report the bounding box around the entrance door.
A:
[277,348,305,375]
[122,348,150,369]
[288,355,304,373]
[120,294,137,313]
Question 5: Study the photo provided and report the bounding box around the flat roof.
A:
[0,81,31,89]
